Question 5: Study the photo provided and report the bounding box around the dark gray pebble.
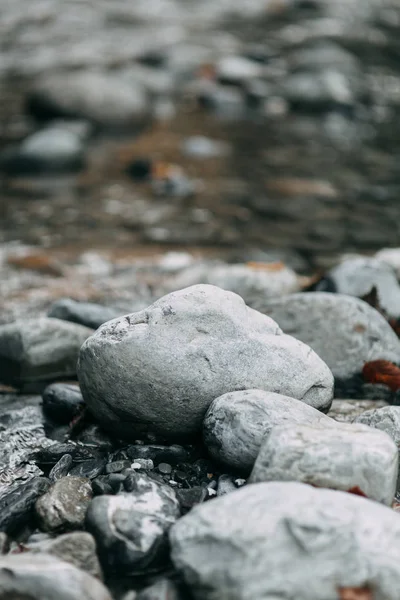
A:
[49,454,73,482]
[42,383,85,424]
[0,477,50,534]
[69,459,106,479]
[32,442,98,465]
[157,463,172,475]
[176,487,207,514]
[92,480,113,496]
[125,444,189,466]
[105,460,131,474]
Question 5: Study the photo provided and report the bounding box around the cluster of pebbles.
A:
[2,248,400,598]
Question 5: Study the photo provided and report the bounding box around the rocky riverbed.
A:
[3,0,400,598]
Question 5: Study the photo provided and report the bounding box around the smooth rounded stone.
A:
[27,531,103,580]
[0,477,50,534]
[35,477,92,532]
[48,298,123,330]
[78,285,333,440]
[86,473,180,574]
[354,406,400,446]
[49,454,73,482]
[157,463,172,475]
[0,127,85,176]
[249,423,398,505]
[165,264,301,306]
[91,479,113,496]
[68,458,106,479]
[216,56,264,85]
[0,553,111,600]
[0,318,93,386]
[135,579,182,600]
[170,481,400,600]
[42,383,85,424]
[131,459,154,471]
[329,256,400,318]
[27,72,149,128]
[328,399,389,423]
[204,389,335,474]
[261,292,400,380]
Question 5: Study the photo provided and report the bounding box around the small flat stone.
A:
[48,298,122,330]
[0,477,50,534]
[69,458,106,479]
[49,454,73,482]
[157,463,172,475]
[35,476,92,532]
[92,479,113,496]
[125,445,190,466]
[176,487,207,514]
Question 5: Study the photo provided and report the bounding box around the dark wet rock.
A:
[0,126,85,176]
[361,383,393,401]
[27,531,103,580]
[260,292,400,380]
[35,476,92,532]
[48,298,122,330]
[0,477,50,534]
[170,481,400,600]
[106,473,126,493]
[73,424,115,450]
[157,463,172,476]
[328,257,400,318]
[126,157,152,181]
[217,475,237,497]
[0,398,53,497]
[48,454,73,482]
[176,487,207,514]
[249,423,398,505]
[32,442,99,466]
[0,317,93,387]
[0,553,111,600]
[92,479,113,496]
[27,71,149,128]
[203,389,334,474]
[124,445,190,466]
[78,285,333,441]
[86,473,180,574]
[68,458,106,479]
[42,383,85,424]
[105,460,131,474]
[135,578,182,600]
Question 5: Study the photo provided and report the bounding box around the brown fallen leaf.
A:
[7,252,64,276]
[362,360,400,392]
[347,486,367,498]
[338,587,373,600]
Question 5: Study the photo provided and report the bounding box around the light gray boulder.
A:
[329,256,400,318]
[165,263,300,306]
[0,317,93,386]
[203,389,335,474]
[29,72,149,128]
[260,292,400,379]
[78,285,333,440]
[354,406,400,447]
[35,477,92,532]
[249,423,398,505]
[328,399,389,423]
[86,473,180,574]
[170,481,400,600]
[27,531,103,580]
[0,553,111,600]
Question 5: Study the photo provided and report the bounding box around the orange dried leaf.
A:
[362,360,400,392]
[347,486,367,498]
[338,587,373,600]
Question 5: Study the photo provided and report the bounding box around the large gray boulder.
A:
[170,481,400,600]
[0,318,93,386]
[260,292,400,379]
[0,553,111,600]
[203,389,335,474]
[329,256,400,318]
[249,423,398,505]
[78,285,333,440]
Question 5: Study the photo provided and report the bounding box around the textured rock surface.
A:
[86,473,180,574]
[328,399,390,423]
[170,481,400,600]
[27,531,103,580]
[35,477,92,532]
[249,423,398,505]
[0,317,93,386]
[0,553,111,600]
[354,406,400,446]
[0,477,50,534]
[78,285,333,439]
[329,257,400,318]
[135,578,182,599]
[203,389,335,474]
[48,298,123,330]
[260,292,400,379]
